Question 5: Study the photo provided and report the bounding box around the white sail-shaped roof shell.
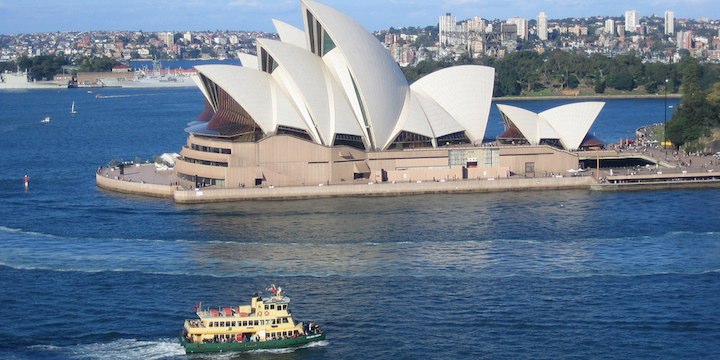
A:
[497,102,604,150]
[497,104,545,145]
[272,19,307,50]
[258,38,363,146]
[194,64,307,135]
[190,73,212,110]
[390,91,436,143]
[411,65,495,144]
[540,102,604,150]
[237,53,259,70]
[302,0,408,150]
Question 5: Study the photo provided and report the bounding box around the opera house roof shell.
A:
[189,0,495,151]
[496,102,605,150]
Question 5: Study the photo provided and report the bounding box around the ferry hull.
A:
[180,333,325,354]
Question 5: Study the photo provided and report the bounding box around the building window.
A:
[190,143,231,154]
[387,131,433,150]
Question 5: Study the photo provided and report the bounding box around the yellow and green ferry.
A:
[180,285,325,353]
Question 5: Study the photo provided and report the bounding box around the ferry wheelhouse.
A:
[180,285,324,353]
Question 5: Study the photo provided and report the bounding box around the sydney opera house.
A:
[173,0,601,189]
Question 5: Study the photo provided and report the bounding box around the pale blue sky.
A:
[0,0,716,35]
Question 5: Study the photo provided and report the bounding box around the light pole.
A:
[664,78,669,148]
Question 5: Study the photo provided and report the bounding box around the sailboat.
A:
[70,101,77,115]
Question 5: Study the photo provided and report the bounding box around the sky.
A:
[0,0,717,35]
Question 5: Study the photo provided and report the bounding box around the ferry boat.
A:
[180,285,325,353]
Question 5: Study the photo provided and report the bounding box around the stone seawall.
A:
[96,173,174,198]
[97,169,596,203]
[172,176,595,203]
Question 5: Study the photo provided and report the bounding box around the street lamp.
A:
[664,78,669,148]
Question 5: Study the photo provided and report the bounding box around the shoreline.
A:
[96,166,720,203]
[494,94,683,101]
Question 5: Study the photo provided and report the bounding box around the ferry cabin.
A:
[183,293,305,344]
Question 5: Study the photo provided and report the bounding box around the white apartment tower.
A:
[604,19,615,35]
[508,17,529,40]
[624,10,639,32]
[664,10,675,35]
[537,12,548,40]
[161,32,174,46]
[439,12,458,46]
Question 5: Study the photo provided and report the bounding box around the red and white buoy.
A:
[24,174,29,189]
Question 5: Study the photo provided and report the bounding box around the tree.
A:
[593,79,606,94]
[606,70,635,90]
[76,56,119,72]
[15,55,69,80]
[667,56,714,147]
[494,60,521,96]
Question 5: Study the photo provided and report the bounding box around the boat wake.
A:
[27,338,185,360]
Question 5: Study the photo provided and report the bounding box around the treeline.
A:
[403,50,720,98]
[1,55,120,81]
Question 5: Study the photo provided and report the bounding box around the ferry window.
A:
[272,319,276,324]
[265,305,269,310]
[270,305,275,310]
[219,322,224,327]
[209,322,213,327]
[254,320,259,326]
[283,318,288,323]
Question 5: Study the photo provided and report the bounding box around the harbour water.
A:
[1,88,719,359]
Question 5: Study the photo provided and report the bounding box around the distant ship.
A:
[98,61,195,88]
[41,116,51,123]
[0,69,66,90]
[71,101,77,115]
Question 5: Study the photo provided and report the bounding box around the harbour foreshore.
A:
[96,167,595,203]
[96,165,720,203]
[96,137,720,203]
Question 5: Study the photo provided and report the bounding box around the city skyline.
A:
[0,0,717,35]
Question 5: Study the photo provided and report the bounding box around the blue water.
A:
[1,88,717,359]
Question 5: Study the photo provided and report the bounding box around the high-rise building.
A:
[439,12,457,46]
[624,10,639,32]
[604,19,615,35]
[508,17,529,40]
[677,30,693,50]
[664,10,675,35]
[467,16,485,33]
[160,32,174,46]
[537,12,548,41]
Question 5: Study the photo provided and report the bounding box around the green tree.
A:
[593,78,606,94]
[76,56,119,72]
[606,70,635,90]
[667,56,714,147]
[15,55,69,80]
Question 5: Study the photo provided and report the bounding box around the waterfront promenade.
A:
[96,165,594,203]
[96,143,720,203]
